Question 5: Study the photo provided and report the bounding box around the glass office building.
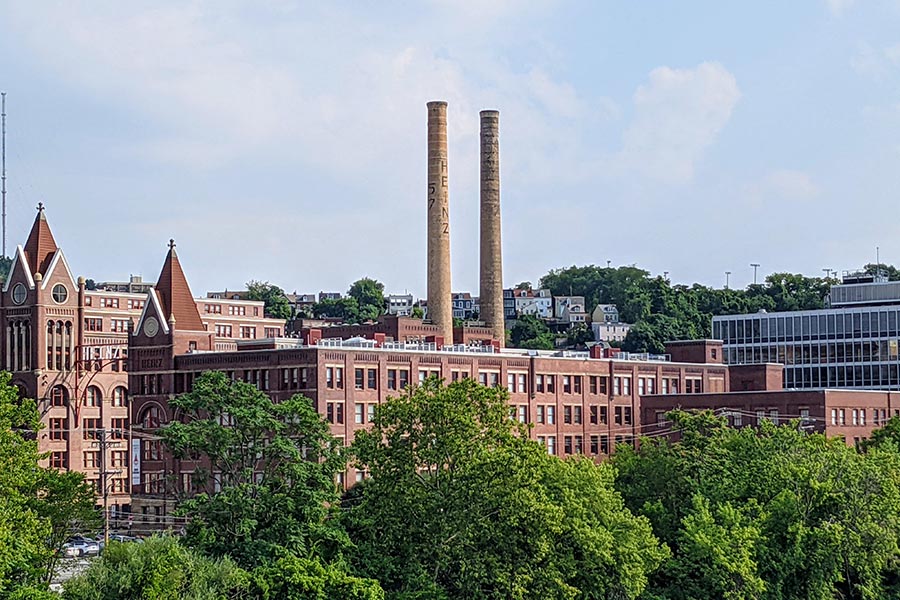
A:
[712,275,900,390]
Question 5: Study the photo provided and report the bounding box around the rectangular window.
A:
[831,408,837,425]
[622,377,631,396]
[83,418,101,440]
[600,406,608,424]
[546,435,556,455]
[326,402,344,424]
[614,406,623,425]
[367,403,376,423]
[50,451,68,469]
[368,369,377,389]
[574,435,583,454]
[83,451,100,468]
[335,367,343,389]
[589,376,598,394]
[239,326,256,339]
[111,319,131,333]
[839,409,846,425]
[733,411,742,427]
[564,436,573,454]
[536,405,545,424]
[624,406,632,426]
[479,372,488,386]
[387,369,398,390]
[507,373,515,392]
[860,409,866,426]
[638,378,646,395]
[563,375,572,394]
[546,406,556,425]
[84,318,103,332]
[852,409,859,426]
[536,375,544,393]
[756,409,765,424]
[574,406,582,424]
[574,376,582,394]
[546,375,555,393]
[111,451,128,468]
[355,369,364,390]
[769,409,778,425]
[600,435,609,454]
[517,373,526,393]
[662,379,670,394]
[355,403,364,424]
[564,406,572,424]
[590,405,598,424]
[517,405,527,423]
[590,435,599,454]
[215,324,233,338]
[111,418,128,439]
[614,377,621,396]
[326,367,334,389]
[399,370,409,390]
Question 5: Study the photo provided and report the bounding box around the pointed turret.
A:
[154,239,204,332]
[23,203,58,277]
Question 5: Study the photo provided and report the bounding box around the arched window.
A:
[112,386,128,407]
[85,386,102,407]
[140,404,163,429]
[50,385,69,407]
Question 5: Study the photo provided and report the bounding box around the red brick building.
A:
[127,243,732,516]
[0,207,283,518]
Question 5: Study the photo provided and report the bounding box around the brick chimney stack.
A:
[426,101,453,343]
[479,109,504,346]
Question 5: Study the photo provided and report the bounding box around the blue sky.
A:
[1,0,899,297]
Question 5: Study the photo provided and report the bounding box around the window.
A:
[355,403,364,424]
[507,373,515,392]
[852,409,858,426]
[800,408,810,424]
[50,451,68,469]
[399,370,409,389]
[326,402,344,424]
[110,478,127,494]
[563,376,572,393]
[831,408,837,425]
[590,435,599,454]
[215,324,233,338]
[564,436,573,454]
[85,386,102,407]
[517,373,526,393]
[574,406,582,424]
[127,299,144,310]
[111,450,128,468]
[574,435,583,454]
[367,369,377,389]
[83,451,100,468]
[600,435,609,454]
[589,376,597,394]
[614,377,621,396]
[83,418,102,440]
[860,409,866,426]
[546,406,556,425]
[479,372,488,386]
[326,367,334,389]
[111,418,128,439]
[590,405,598,424]
[367,403,376,423]
[112,386,128,407]
[768,409,778,425]
[355,368,364,390]
[546,375,555,393]
[141,405,163,429]
[574,376,582,394]
[537,406,545,424]
[536,375,544,393]
[388,369,398,390]
[839,409,846,425]
[264,327,281,338]
[517,405,527,423]
[50,385,68,407]
[84,318,103,331]
[733,412,742,427]
[52,284,68,304]
[335,368,343,389]
[240,326,256,339]
[614,406,623,425]
[564,406,572,424]
[662,379,669,394]
[756,409,765,424]
[546,436,556,455]
[599,406,608,424]
[99,297,119,308]
[111,318,130,333]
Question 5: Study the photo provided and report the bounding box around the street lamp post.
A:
[725,271,731,290]
[750,263,760,285]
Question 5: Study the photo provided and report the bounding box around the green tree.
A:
[864,263,900,281]
[508,314,555,350]
[246,280,293,321]
[614,411,900,600]
[515,281,532,290]
[84,278,97,291]
[63,535,249,600]
[347,278,385,322]
[0,255,11,284]
[565,323,594,348]
[345,378,665,599]
[314,296,361,323]
[35,469,100,585]
[158,371,347,567]
[411,305,424,319]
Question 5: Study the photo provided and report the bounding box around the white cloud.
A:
[614,62,741,185]
[743,169,820,211]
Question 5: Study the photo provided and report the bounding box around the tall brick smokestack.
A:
[426,101,453,343]
[479,110,504,346]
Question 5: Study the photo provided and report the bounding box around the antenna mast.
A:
[1,92,6,258]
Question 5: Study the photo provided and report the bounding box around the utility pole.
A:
[92,428,123,546]
[725,271,731,290]
[750,263,760,285]
[2,92,6,258]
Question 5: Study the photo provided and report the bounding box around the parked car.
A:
[62,539,100,557]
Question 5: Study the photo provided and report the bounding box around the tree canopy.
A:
[347,278,385,322]
[246,280,293,321]
[344,377,665,599]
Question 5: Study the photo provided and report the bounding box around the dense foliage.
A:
[313,278,386,324]
[157,371,347,567]
[0,372,98,598]
[246,280,294,321]
[344,377,665,599]
[614,411,900,599]
[538,265,840,353]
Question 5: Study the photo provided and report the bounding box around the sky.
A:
[1,0,899,298]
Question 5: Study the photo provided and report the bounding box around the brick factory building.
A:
[0,206,284,518]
